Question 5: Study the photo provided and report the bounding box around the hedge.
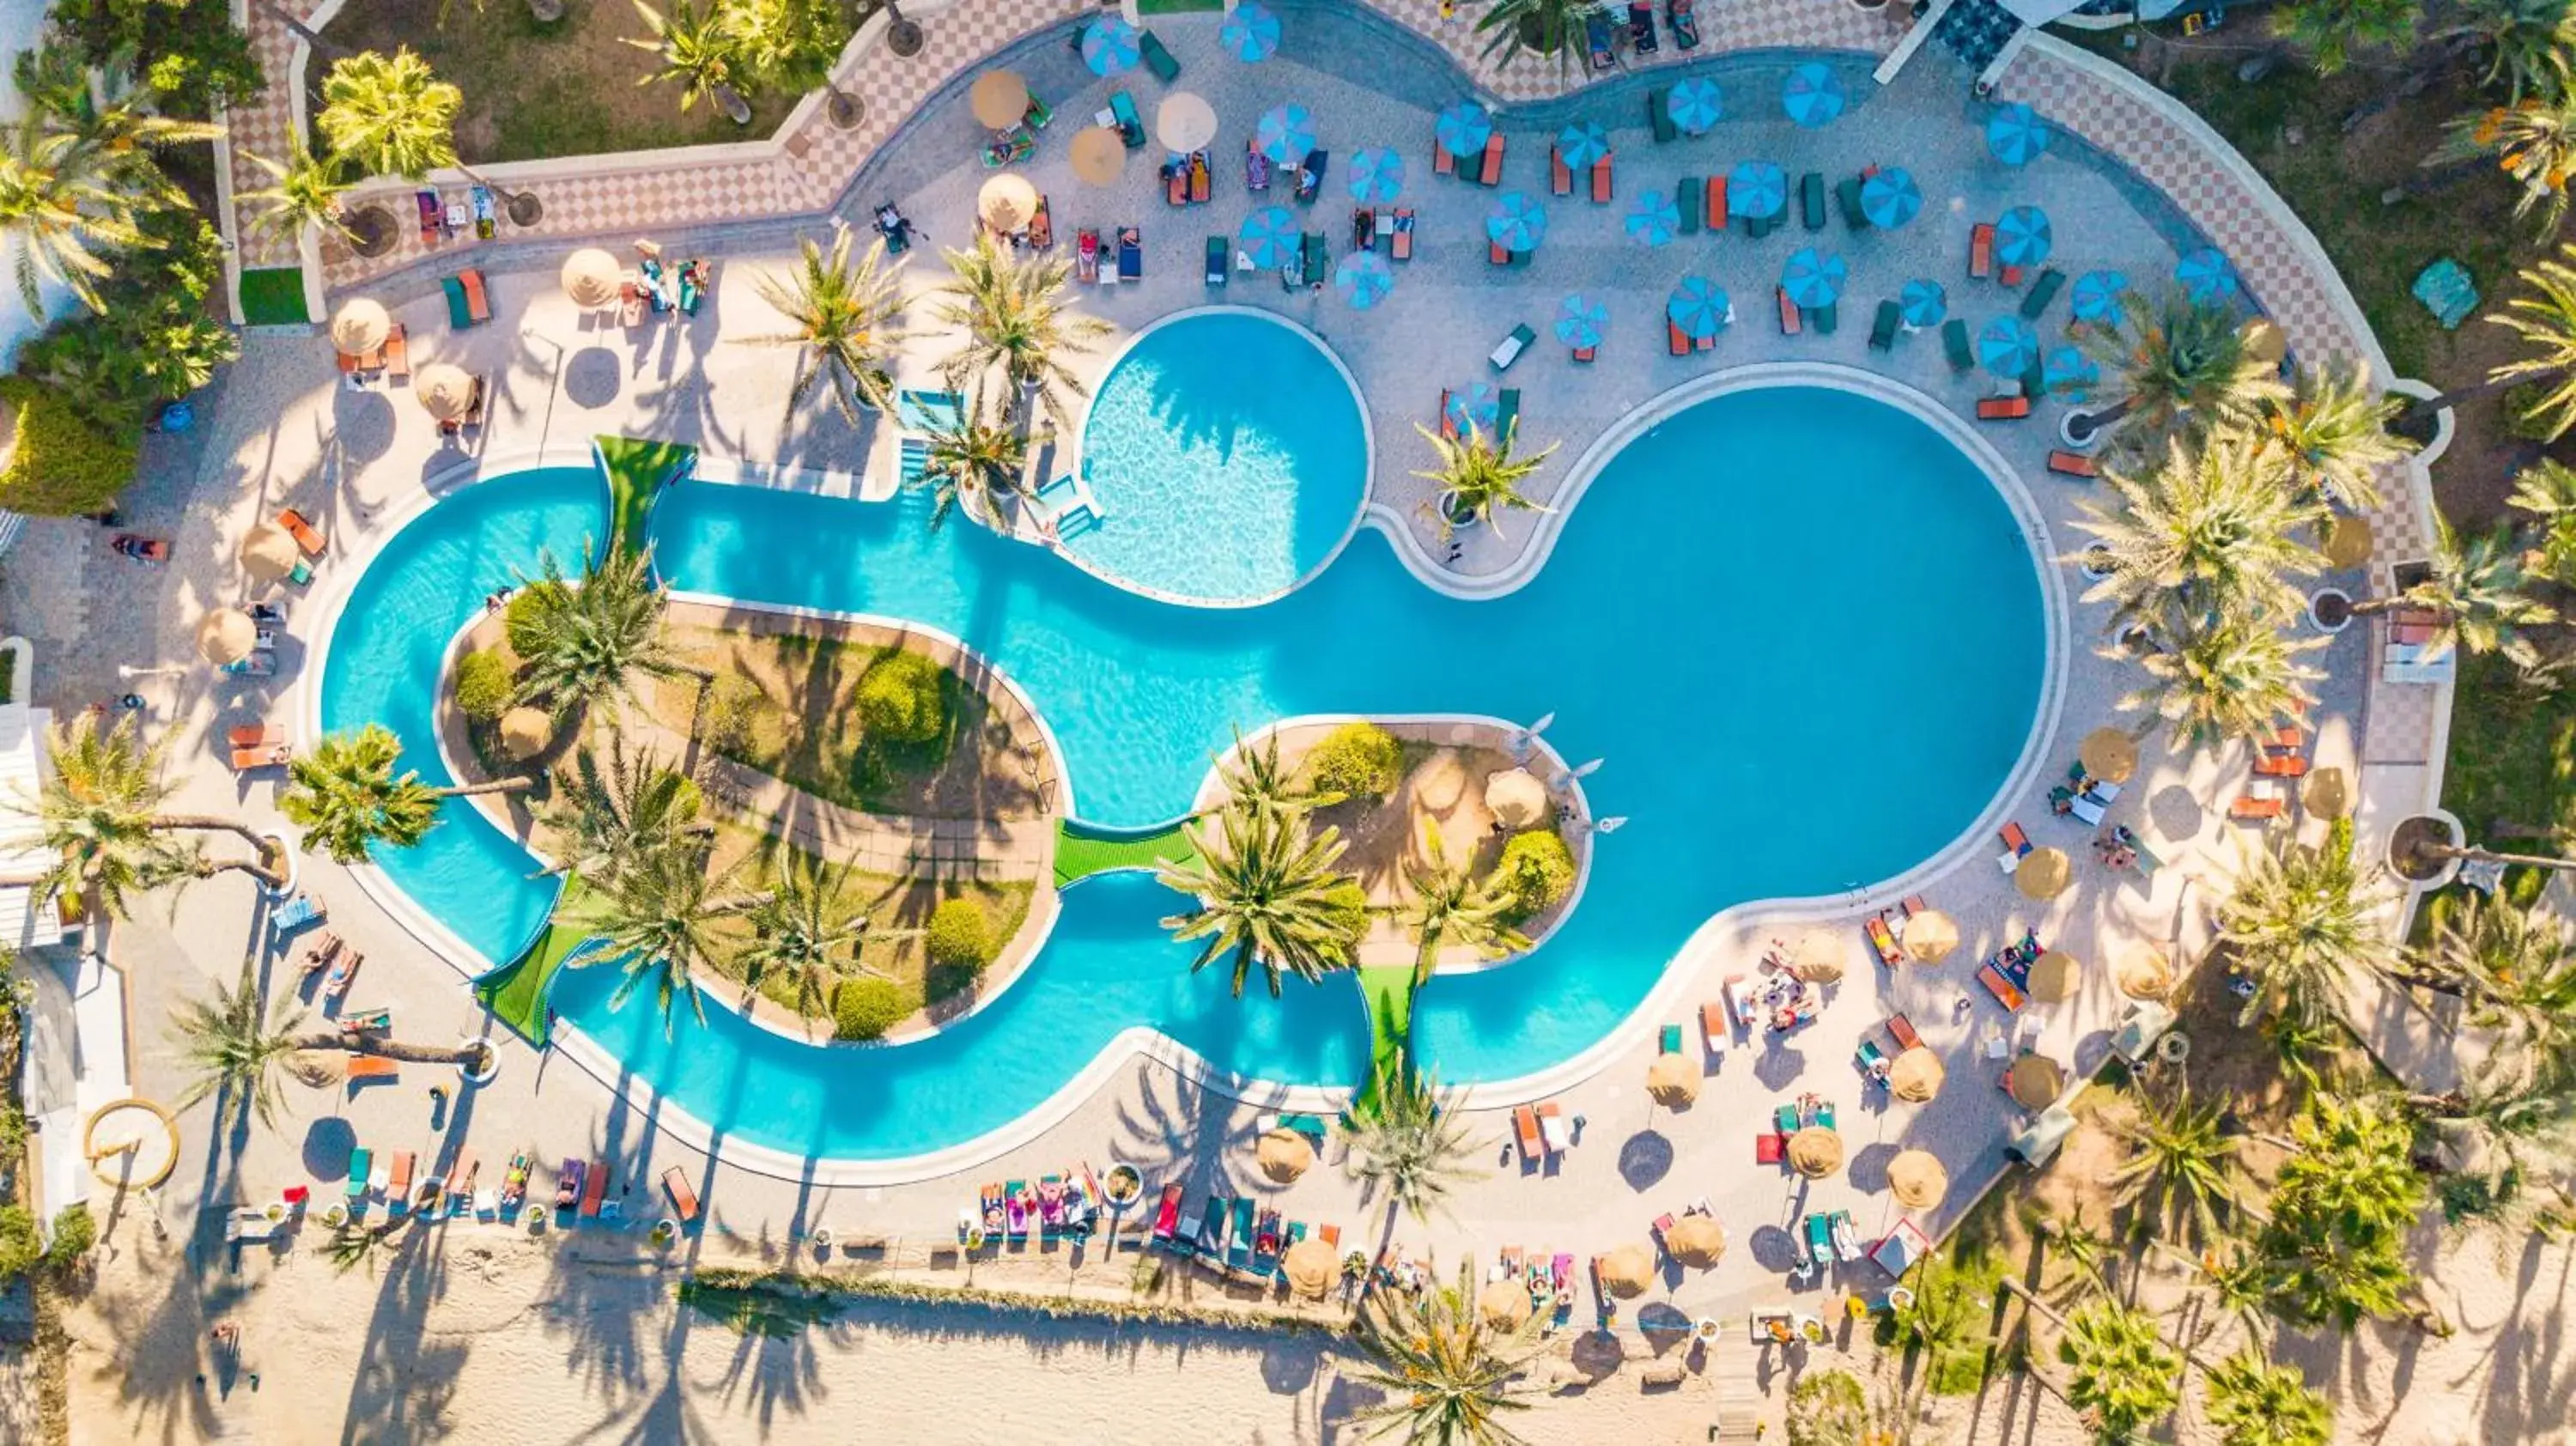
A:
[926,897,993,970]
[454,649,514,720]
[1495,829,1576,921]
[1305,721,1401,800]
[833,977,912,1041]
[0,378,139,517]
[856,649,947,745]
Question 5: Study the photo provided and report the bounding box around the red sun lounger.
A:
[2047,450,2099,478]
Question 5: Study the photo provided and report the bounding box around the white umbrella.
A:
[978,173,1040,234]
[331,298,390,356]
[560,248,622,309]
[1157,92,1218,154]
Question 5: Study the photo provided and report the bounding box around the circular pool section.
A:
[1060,309,1369,605]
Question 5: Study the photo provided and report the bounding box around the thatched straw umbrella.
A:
[195,608,255,666]
[1281,1237,1337,1298]
[1069,126,1127,185]
[1903,909,1959,963]
[1255,1127,1314,1183]
[2078,726,2137,785]
[2117,943,2174,1001]
[968,70,1029,130]
[2026,951,2078,1004]
[414,363,476,421]
[2007,1054,2064,1109]
[238,522,301,583]
[499,707,552,761]
[1788,1127,1843,1179]
[978,173,1039,234]
[1790,932,1844,985]
[561,248,622,308]
[1646,1053,1699,1107]
[330,297,390,356]
[1887,1047,1944,1103]
[1484,768,1546,828]
[1887,1150,1948,1209]
[2323,513,2373,570]
[2015,847,2070,901]
[1597,1242,1654,1297]
[2303,766,2351,820]
[1664,1213,1725,1268]
[1156,92,1218,153]
[1478,1279,1534,1327]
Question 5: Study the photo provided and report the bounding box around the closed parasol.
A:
[1485,768,1547,828]
[1888,1046,1944,1103]
[196,608,255,666]
[1281,1237,1337,1297]
[2026,951,2078,1003]
[1598,1242,1655,1297]
[561,248,622,308]
[1886,1149,1948,1208]
[1647,1053,1700,1106]
[2323,513,2374,570]
[1255,1127,1314,1183]
[1904,909,1959,963]
[969,70,1029,130]
[1069,126,1127,185]
[499,706,553,761]
[1478,1279,1534,1327]
[978,173,1039,234]
[1789,1127,1843,1178]
[2078,726,2137,785]
[331,298,390,356]
[2303,766,2351,820]
[2008,1054,2064,1109]
[1156,92,1218,154]
[238,522,301,582]
[1791,933,1844,984]
[2015,847,2071,900]
[414,363,476,421]
[1665,1213,1725,1267]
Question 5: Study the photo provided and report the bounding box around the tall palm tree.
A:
[2204,1349,2336,1446]
[1398,825,1528,989]
[507,542,683,723]
[2261,362,2412,510]
[2074,291,2288,450]
[2072,436,2324,638]
[535,740,709,885]
[1213,726,1343,820]
[1346,1259,1548,1446]
[2435,95,2576,234]
[2261,1093,2421,1327]
[282,724,533,865]
[2508,456,2576,582]
[930,235,1111,432]
[2347,516,2554,667]
[14,42,221,189]
[2118,608,2328,751]
[2440,241,2576,431]
[1339,1064,1485,1227]
[914,398,1029,532]
[2443,0,2576,100]
[1156,803,1361,998]
[15,716,287,931]
[2274,0,2421,74]
[624,0,746,118]
[317,49,461,181]
[2215,820,2391,1027]
[2056,1300,2184,1442]
[0,112,148,314]
[561,844,742,1036]
[1413,422,1558,545]
[240,141,357,252]
[172,964,490,1130]
[1473,0,1590,78]
[736,223,910,422]
[736,851,892,1017]
[2101,1084,2240,1247]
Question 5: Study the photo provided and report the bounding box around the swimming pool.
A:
[1059,310,1370,605]
[322,381,2047,1165]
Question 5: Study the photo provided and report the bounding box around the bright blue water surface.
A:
[1061,311,1370,604]
[322,386,2046,1162]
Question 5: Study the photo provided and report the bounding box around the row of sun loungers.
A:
[2233,725,2312,819]
[1510,1102,1572,1159]
[1546,148,1615,204]
[1074,227,1145,284]
[1862,895,1934,968]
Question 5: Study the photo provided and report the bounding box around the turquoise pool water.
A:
[1060,311,1369,604]
[321,386,2045,1163]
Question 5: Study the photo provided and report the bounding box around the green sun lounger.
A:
[1205,235,1228,288]
[1493,388,1521,446]
[1109,90,1146,149]
[2019,266,2066,321]
[1139,30,1181,83]
[1771,1103,1799,1134]
[1941,318,1973,374]
[1228,1198,1256,1270]
[1659,1024,1683,1054]
[1647,88,1678,143]
[1800,173,1826,231]
[1835,175,1868,231]
[1490,322,1536,372]
[347,1147,372,1200]
[1678,177,1703,234]
[1869,299,1900,351]
[1300,232,1327,288]
[1809,301,1838,335]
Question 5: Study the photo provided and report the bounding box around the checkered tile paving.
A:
[223,1,309,270]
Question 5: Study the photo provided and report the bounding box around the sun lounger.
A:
[1229,1199,1256,1271]
[1977,396,2032,421]
[1494,389,1521,445]
[1673,176,1703,236]
[277,508,326,557]
[1941,318,1974,374]
[445,1151,477,1207]
[1296,149,1327,203]
[662,1166,700,1222]
[2020,267,2066,319]
[1109,90,1145,148]
[1573,342,1596,363]
[1700,1002,1728,1053]
[1756,1132,1784,1164]
[1979,963,2028,1012]
[442,269,491,329]
[1865,914,1901,968]
[1590,155,1613,204]
[1076,228,1101,283]
[1800,173,1826,230]
[298,933,343,981]
[1300,232,1327,289]
[1390,209,1413,260]
[1491,322,1535,372]
[1164,158,1188,207]
[1489,238,1511,267]
[1151,1182,1182,1242]
[1196,1195,1224,1255]
[1478,133,1504,186]
[1434,132,1455,176]
[1537,1103,1571,1152]
[1868,299,1900,351]
[231,743,290,771]
[347,1147,372,1199]
[1669,319,1691,356]
[2047,450,2099,478]
[1777,288,1801,336]
[386,1151,416,1212]
[1550,146,1572,197]
[1888,1012,1923,1051]
[229,721,285,750]
[1585,9,1615,70]
[579,1160,611,1218]
[1514,1105,1544,1157]
[339,334,383,374]
[620,281,645,327]
[556,1158,585,1209]
[2002,821,2032,855]
[1352,207,1376,251]
[1801,1212,1833,1265]
[2232,786,2287,821]
[1970,223,1994,279]
[1669,0,1699,46]
[1857,1039,1888,1078]
[2254,752,2311,777]
[1116,227,1142,282]
[1649,88,1679,143]
[1703,175,1726,231]
[1205,235,1227,288]
[1810,301,1838,336]
[1836,175,1868,231]
[1139,28,1180,82]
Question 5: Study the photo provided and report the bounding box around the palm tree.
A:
[2101,1084,2240,1247]
[2346,516,2553,667]
[2275,0,2421,73]
[282,724,533,865]
[2443,0,2576,100]
[561,844,742,1036]
[1156,803,1361,998]
[2407,241,2576,429]
[736,223,910,422]
[317,50,461,181]
[0,112,149,314]
[736,852,891,1017]
[1345,1259,1548,1446]
[914,398,1029,532]
[2204,1349,2336,1446]
[172,964,491,1130]
[930,236,1111,432]
[2056,1300,2184,1442]
[1339,1063,1485,1227]
[2118,608,2328,751]
[2261,1093,2421,1327]
[1413,422,1558,545]
[2434,95,2576,234]
[506,542,682,723]
[1213,727,1343,820]
[536,741,710,884]
[240,141,357,252]
[2261,362,2412,510]
[2215,819,2391,1027]
[2073,291,2288,450]
[1473,0,1591,78]
[2509,456,2576,582]
[625,0,747,119]
[1398,825,1528,989]
[16,716,287,932]
[2412,895,2576,1101]
[2072,435,2324,638]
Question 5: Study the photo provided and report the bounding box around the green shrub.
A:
[1787,1368,1869,1446]
[856,649,947,746]
[17,210,237,429]
[504,580,571,656]
[832,977,912,1042]
[0,1205,38,1283]
[0,377,138,517]
[1304,721,1401,799]
[1493,829,1576,921]
[453,650,514,721]
[704,673,765,754]
[926,897,993,970]
[44,1204,95,1272]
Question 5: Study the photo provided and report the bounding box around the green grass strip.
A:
[593,435,696,556]
[475,878,592,1044]
[1357,964,1414,1100]
[1054,817,1198,888]
[237,267,309,325]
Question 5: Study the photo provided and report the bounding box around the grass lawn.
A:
[594,434,694,554]
[1054,817,1198,886]
[476,875,592,1043]
[236,266,309,325]
[2439,651,2576,849]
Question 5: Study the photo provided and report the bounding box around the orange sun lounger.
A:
[277,509,326,557]
[1589,155,1613,204]
[2231,793,2286,820]
[1977,396,2032,421]
[662,1165,702,1223]
[1550,146,1572,197]
[1478,133,1504,185]
[1970,222,1995,279]
[231,744,291,772]
[343,1054,398,1084]
[580,1159,611,1218]
[1978,964,2027,1012]
[228,722,284,750]
[1512,1105,1544,1158]
[1777,288,1801,335]
[2046,450,2099,477]
[387,1151,415,1202]
[1704,176,1727,230]
[2253,752,2311,778]
[1699,1002,1727,1052]
[1668,319,1691,356]
[1887,1012,1923,1052]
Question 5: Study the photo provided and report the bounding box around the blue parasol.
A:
[1728,161,1786,219]
[1859,167,1923,229]
[2069,269,2129,325]
[1979,316,2041,380]
[1783,62,1845,129]
[1336,250,1393,310]
[1556,121,1611,170]
[1555,292,1609,349]
[1436,102,1492,160]
[2177,247,2238,304]
[1996,206,2052,270]
[1781,247,1848,309]
[1081,16,1142,76]
[1238,206,1297,269]
[1487,191,1548,252]
[2042,344,2099,400]
[1220,1,1281,63]
[1668,77,1723,135]
[1668,276,1728,340]
[1985,102,2049,167]
[1445,384,1498,435]
[1900,278,1947,328]
[1348,147,1405,204]
[1625,190,1680,247]
[1256,103,1315,164]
